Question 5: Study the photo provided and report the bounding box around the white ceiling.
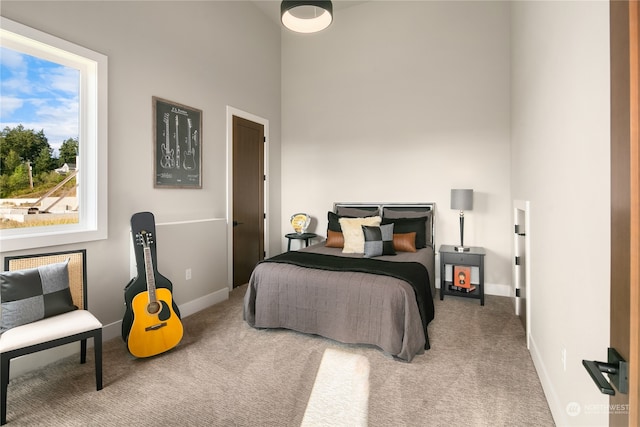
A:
[251,0,369,27]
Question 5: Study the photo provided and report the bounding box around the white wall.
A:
[281,1,513,293]
[1,3,616,424]
[511,1,611,425]
[1,0,282,362]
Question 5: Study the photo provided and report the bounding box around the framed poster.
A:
[153,96,202,188]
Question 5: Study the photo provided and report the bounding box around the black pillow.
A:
[328,211,343,232]
[383,208,433,247]
[381,217,428,248]
[328,210,378,233]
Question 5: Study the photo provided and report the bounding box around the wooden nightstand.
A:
[439,244,486,305]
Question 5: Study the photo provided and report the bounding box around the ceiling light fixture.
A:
[281,1,333,34]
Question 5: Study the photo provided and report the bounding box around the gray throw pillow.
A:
[336,206,379,218]
[362,224,396,258]
[0,259,77,334]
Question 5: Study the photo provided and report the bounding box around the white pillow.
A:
[338,216,382,253]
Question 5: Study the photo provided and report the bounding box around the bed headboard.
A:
[332,202,436,248]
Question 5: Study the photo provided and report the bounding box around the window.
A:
[0,17,107,252]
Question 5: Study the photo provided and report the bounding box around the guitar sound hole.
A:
[147,302,161,315]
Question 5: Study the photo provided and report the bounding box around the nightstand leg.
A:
[440,259,445,300]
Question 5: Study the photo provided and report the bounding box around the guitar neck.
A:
[175,115,180,167]
[142,246,157,303]
[187,118,192,151]
[165,122,170,149]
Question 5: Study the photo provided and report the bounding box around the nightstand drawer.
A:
[441,253,482,266]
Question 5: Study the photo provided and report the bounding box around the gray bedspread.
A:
[243,244,434,362]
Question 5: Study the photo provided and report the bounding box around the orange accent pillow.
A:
[325,230,345,248]
[393,232,417,252]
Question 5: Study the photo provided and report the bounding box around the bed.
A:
[243,203,435,362]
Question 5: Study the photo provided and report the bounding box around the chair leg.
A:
[80,338,87,364]
[1,355,9,425]
[94,330,103,391]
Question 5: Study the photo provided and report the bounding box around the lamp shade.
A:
[281,0,333,33]
[451,189,474,211]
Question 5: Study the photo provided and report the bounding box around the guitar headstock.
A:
[135,230,154,248]
[163,113,170,124]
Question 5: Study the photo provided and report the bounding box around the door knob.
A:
[233,221,244,227]
[582,348,628,395]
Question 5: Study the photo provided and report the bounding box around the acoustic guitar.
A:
[123,212,183,358]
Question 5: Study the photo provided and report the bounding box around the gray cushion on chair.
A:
[0,259,77,334]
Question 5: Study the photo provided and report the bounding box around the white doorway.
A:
[513,200,531,348]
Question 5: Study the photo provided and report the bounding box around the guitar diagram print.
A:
[154,97,202,188]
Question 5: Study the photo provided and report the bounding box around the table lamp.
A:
[451,189,473,252]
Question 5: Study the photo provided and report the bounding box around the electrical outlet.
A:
[185,268,192,280]
[561,347,567,371]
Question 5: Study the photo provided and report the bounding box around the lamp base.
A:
[455,246,471,252]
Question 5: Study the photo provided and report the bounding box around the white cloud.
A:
[1,48,79,150]
[0,47,26,69]
[48,67,79,94]
[0,96,23,117]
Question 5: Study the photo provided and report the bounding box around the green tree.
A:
[58,138,78,165]
[34,146,54,175]
[7,163,29,192]
[0,174,9,198]
[3,150,22,173]
[0,125,51,172]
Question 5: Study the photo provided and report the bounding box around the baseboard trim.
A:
[10,287,231,380]
[102,287,230,341]
[485,282,511,297]
[435,278,512,298]
[529,334,563,426]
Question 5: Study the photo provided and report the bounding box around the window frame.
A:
[0,17,108,252]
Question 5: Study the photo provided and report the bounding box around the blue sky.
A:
[0,46,79,153]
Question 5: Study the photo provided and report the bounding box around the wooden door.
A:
[232,116,264,288]
[610,1,639,425]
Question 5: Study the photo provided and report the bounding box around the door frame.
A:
[226,106,269,291]
[609,0,639,423]
[513,199,531,349]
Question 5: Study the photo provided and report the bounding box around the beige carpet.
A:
[4,285,554,426]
